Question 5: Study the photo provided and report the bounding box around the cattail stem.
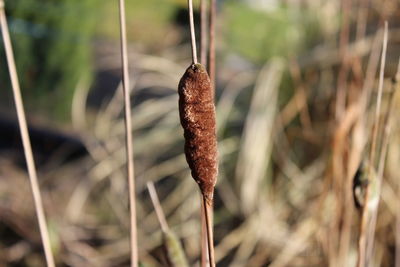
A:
[203,196,215,267]
[0,2,55,267]
[208,0,216,92]
[201,194,209,267]
[118,1,138,266]
[188,0,198,64]
[200,0,208,66]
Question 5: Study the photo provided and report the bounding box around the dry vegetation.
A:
[1,0,400,266]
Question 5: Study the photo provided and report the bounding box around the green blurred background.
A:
[0,0,321,119]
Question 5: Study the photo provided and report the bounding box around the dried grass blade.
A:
[147,182,189,267]
[235,59,284,213]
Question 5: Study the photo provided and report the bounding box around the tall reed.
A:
[200,0,208,67]
[0,1,55,266]
[118,0,138,266]
[208,0,216,92]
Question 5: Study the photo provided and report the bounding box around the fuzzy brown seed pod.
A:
[178,63,218,203]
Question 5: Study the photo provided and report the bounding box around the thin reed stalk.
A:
[188,0,198,64]
[365,57,400,264]
[201,194,209,267]
[0,1,55,266]
[397,199,400,267]
[118,1,138,266]
[357,21,388,267]
[203,196,215,267]
[208,0,216,92]
[200,0,208,66]
[395,62,400,267]
[369,21,388,169]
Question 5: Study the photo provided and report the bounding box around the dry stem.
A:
[357,21,388,267]
[118,1,138,266]
[188,0,198,64]
[365,56,399,264]
[203,196,215,267]
[200,0,208,66]
[0,2,55,266]
[201,194,209,267]
[208,0,216,92]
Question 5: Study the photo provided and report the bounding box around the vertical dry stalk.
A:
[336,24,383,267]
[118,1,138,266]
[208,0,216,92]
[0,2,55,267]
[203,196,215,266]
[188,0,198,64]
[357,21,388,267]
[395,62,400,267]
[397,194,400,267]
[365,57,400,264]
[369,21,388,169]
[201,194,209,267]
[200,0,208,66]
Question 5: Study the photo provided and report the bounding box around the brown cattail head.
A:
[178,63,218,203]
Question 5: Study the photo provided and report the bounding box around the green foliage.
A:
[98,0,178,49]
[222,2,321,63]
[1,0,97,119]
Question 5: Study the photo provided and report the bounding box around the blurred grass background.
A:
[1,0,400,266]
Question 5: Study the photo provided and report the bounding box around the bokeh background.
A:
[1,0,400,266]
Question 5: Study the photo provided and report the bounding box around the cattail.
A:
[178,63,218,203]
[181,1,217,265]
